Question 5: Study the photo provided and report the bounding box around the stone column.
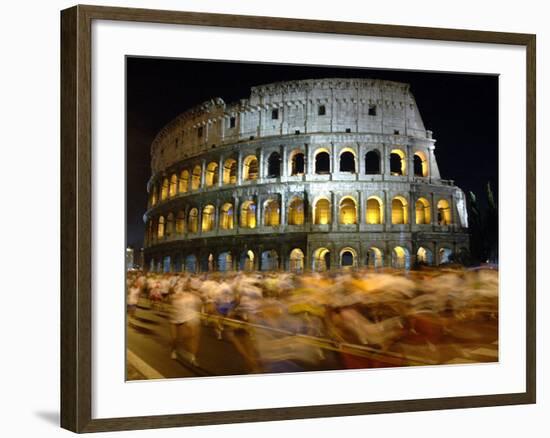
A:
[383,143,390,178]
[281,145,288,177]
[280,191,287,228]
[237,151,243,185]
[258,147,265,180]
[385,190,392,228]
[200,159,206,188]
[431,192,438,227]
[331,142,338,176]
[233,195,240,230]
[215,199,221,233]
[331,192,338,231]
[407,144,414,181]
[357,190,363,225]
[218,156,224,187]
[255,195,262,228]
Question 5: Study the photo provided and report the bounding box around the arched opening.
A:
[437,199,452,225]
[185,255,197,273]
[366,247,383,268]
[288,197,305,225]
[161,177,169,200]
[157,216,165,239]
[340,248,356,268]
[261,250,279,271]
[366,196,383,224]
[165,212,174,237]
[315,150,330,174]
[390,149,406,175]
[218,252,233,272]
[187,208,198,233]
[178,170,189,193]
[146,220,153,246]
[339,197,357,224]
[439,248,453,265]
[163,256,171,273]
[267,152,281,178]
[339,150,356,173]
[417,246,433,265]
[176,211,185,234]
[289,248,305,273]
[415,197,431,224]
[391,196,409,224]
[205,162,219,187]
[207,253,215,272]
[392,246,410,269]
[290,151,305,175]
[313,247,331,272]
[191,165,201,190]
[169,174,178,197]
[240,250,255,271]
[201,205,215,232]
[223,158,237,185]
[243,155,259,181]
[414,151,429,177]
[240,200,256,228]
[365,150,381,174]
[150,185,158,206]
[314,198,331,225]
[173,255,183,272]
[263,199,280,227]
[220,203,234,230]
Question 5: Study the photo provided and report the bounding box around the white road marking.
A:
[127,349,165,380]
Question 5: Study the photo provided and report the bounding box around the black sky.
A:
[126,57,498,250]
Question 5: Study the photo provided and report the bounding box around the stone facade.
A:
[143,78,469,273]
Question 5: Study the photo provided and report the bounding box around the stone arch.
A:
[390,149,406,175]
[366,196,384,224]
[220,202,234,230]
[437,199,452,225]
[366,247,384,268]
[263,199,280,226]
[267,151,281,178]
[150,184,158,206]
[314,148,330,174]
[239,250,255,271]
[313,197,331,225]
[438,247,453,264]
[243,155,259,180]
[391,196,409,224]
[392,246,411,269]
[223,158,237,184]
[339,247,358,268]
[415,197,431,224]
[289,149,305,175]
[289,248,305,273]
[187,208,199,233]
[339,148,357,173]
[365,149,381,174]
[201,204,215,232]
[240,200,257,228]
[169,174,178,197]
[339,196,357,224]
[178,169,189,193]
[288,197,305,225]
[165,212,174,237]
[313,247,331,272]
[161,177,169,200]
[205,161,219,187]
[191,165,201,190]
[414,151,429,177]
[416,246,433,265]
[184,254,197,273]
[157,215,165,239]
[217,251,233,272]
[176,210,185,234]
[261,249,279,271]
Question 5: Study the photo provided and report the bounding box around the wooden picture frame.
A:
[60,4,536,433]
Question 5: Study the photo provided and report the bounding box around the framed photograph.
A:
[60,4,536,433]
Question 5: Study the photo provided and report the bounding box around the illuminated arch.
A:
[390,149,406,175]
[165,212,174,236]
[240,200,257,228]
[220,203,234,230]
[223,158,237,184]
[288,197,305,225]
[392,246,410,269]
[289,150,305,175]
[175,210,185,234]
[160,177,169,200]
[391,196,409,224]
[314,148,330,174]
[201,204,215,232]
[437,199,452,225]
[289,248,305,273]
[263,199,280,227]
[313,247,331,272]
[187,208,198,233]
[339,196,357,224]
[415,197,431,224]
[191,165,201,190]
[439,247,453,264]
[414,151,429,177]
[417,246,433,265]
[339,247,357,267]
[157,215,165,239]
[169,174,178,197]
[205,162,219,187]
[240,250,255,271]
[261,249,279,271]
[366,196,383,224]
[339,148,357,173]
[313,197,331,225]
[243,155,259,180]
[365,150,381,174]
[366,247,383,268]
[178,170,189,193]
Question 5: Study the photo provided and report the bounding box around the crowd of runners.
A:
[127,266,498,373]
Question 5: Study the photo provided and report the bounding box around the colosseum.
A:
[142,78,469,273]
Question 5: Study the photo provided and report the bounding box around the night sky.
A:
[126,57,498,250]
